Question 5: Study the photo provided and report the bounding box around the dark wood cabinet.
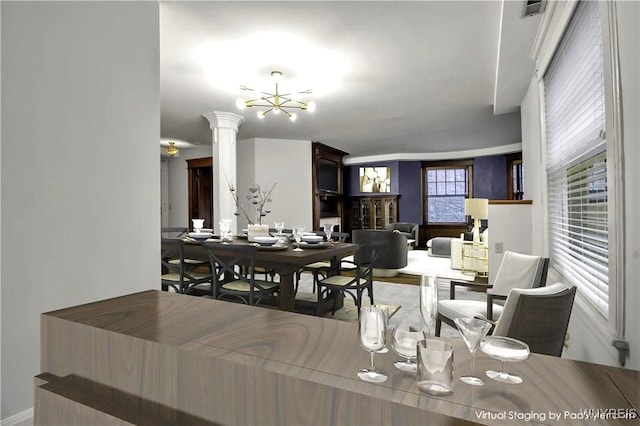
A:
[312,142,348,232]
[346,195,399,232]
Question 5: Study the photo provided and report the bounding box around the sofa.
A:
[352,229,408,277]
[385,222,419,248]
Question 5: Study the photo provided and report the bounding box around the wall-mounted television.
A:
[359,167,391,193]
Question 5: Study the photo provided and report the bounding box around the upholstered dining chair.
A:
[202,242,279,306]
[295,232,350,294]
[161,227,209,271]
[436,251,549,336]
[488,283,577,357]
[161,237,212,294]
[315,242,381,317]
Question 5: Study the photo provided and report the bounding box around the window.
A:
[544,0,609,316]
[422,161,472,224]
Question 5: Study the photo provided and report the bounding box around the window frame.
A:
[421,160,473,226]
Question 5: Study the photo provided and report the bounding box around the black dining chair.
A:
[295,232,350,294]
[161,237,212,294]
[161,227,209,272]
[202,243,280,306]
[315,242,381,317]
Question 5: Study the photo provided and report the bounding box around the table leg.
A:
[278,272,295,311]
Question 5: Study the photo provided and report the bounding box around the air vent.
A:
[522,0,546,18]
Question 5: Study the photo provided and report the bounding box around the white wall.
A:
[1,2,160,421]
[237,138,313,230]
[166,145,214,229]
[165,138,313,234]
[521,1,640,369]
[487,203,533,284]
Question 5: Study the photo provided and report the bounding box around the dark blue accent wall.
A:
[473,156,507,199]
[345,154,510,223]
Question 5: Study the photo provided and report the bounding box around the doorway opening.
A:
[187,157,213,228]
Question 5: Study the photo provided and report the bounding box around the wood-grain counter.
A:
[36,290,638,425]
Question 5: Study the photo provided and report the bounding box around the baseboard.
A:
[1,408,33,426]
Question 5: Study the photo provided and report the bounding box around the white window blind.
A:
[544,0,609,316]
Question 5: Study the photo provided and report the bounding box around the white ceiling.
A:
[160,1,542,160]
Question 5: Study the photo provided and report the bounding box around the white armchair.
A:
[436,250,549,336]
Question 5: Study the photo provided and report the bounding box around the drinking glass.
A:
[274,222,285,236]
[292,225,305,251]
[420,275,438,336]
[219,220,233,243]
[416,339,454,395]
[192,218,204,233]
[357,306,388,383]
[480,336,530,384]
[322,223,334,242]
[453,317,492,386]
[391,322,423,372]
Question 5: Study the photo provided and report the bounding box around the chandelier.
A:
[165,142,179,157]
[236,71,315,122]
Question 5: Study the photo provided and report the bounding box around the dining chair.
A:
[201,242,279,306]
[161,227,209,271]
[486,283,577,357]
[435,251,549,336]
[161,237,213,294]
[295,232,350,294]
[315,242,381,317]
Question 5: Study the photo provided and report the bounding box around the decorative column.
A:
[202,111,244,234]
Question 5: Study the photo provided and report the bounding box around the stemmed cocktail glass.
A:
[420,275,438,336]
[357,305,388,383]
[323,223,334,242]
[480,336,531,384]
[292,225,304,251]
[274,222,285,236]
[453,317,492,386]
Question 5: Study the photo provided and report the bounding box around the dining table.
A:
[182,237,356,311]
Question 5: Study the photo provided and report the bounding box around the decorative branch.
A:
[226,176,276,225]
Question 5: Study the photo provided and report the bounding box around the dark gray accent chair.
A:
[352,229,408,277]
[385,222,419,247]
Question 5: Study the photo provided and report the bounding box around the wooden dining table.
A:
[183,238,356,311]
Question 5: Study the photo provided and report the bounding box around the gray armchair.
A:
[352,229,408,277]
[385,222,419,247]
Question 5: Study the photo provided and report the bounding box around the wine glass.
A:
[322,223,334,242]
[420,275,438,336]
[453,317,492,386]
[292,225,305,251]
[192,218,204,233]
[357,305,388,383]
[480,336,531,384]
[274,221,285,236]
[391,322,423,372]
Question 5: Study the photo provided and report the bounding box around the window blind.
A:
[544,0,609,316]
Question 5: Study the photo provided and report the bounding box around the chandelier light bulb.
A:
[289,113,297,122]
[257,111,265,119]
[235,98,246,110]
[307,101,316,112]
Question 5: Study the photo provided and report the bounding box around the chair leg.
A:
[435,317,442,337]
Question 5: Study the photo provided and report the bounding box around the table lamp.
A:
[464,198,488,243]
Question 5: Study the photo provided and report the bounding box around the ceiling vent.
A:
[522,0,546,18]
